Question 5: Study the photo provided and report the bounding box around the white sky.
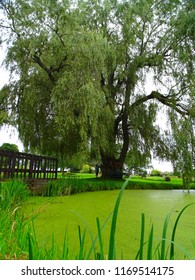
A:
[0,44,173,172]
[0,45,24,151]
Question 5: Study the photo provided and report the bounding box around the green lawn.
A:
[58,173,195,190]
[127,175,195,190]
[130,175,182,184]
[58,172,96,179]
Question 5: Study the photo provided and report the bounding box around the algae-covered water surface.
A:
[26,190,195,259]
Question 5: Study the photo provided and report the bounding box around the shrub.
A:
[81,164,92,173]
[151,169,162,176]
[165,176,171,182]
[139,170,147,178]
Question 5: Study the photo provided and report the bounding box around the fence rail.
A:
[0,149,58,180]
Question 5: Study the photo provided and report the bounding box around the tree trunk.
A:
[100,100,129,180]
[101,155,123,179]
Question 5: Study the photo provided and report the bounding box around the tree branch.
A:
[32,55,56,83]
[131,91,190,116]
[49,56,68,73]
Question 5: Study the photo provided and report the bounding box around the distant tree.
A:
[0,142,19,152]
[0,0,194,179]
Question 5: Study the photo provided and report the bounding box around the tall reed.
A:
[135,205,195,260]
[0,180,29,210]
[0,180,30,259]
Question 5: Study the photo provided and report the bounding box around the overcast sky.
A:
[0,46,24,151]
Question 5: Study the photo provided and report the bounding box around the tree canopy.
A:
[0,0,194,178]
[0,142,19,152]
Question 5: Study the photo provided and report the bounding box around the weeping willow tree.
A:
[0,0,194,178]
[169,113,195,190]
[0,82,9,125]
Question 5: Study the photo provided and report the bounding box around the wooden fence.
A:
[0,149,58,181]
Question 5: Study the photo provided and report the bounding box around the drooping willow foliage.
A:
[0,0,194,177]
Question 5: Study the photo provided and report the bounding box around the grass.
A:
[41,174,195,197]
[108,179,129,259]
[0,180,29,209]
[128,175,195,190]
[130,175,182,184]
[42,176,125,196]
[0,180,31,259]
[0,178,195,259]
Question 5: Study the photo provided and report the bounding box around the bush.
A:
[151,169,162,176]
[139,170,147,178]
[80,164,92,173]
[165,176,171,182]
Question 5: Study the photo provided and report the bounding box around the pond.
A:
[26,189,195,259]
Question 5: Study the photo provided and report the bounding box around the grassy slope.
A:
[127,175,195,190]
[60,173,195,190]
